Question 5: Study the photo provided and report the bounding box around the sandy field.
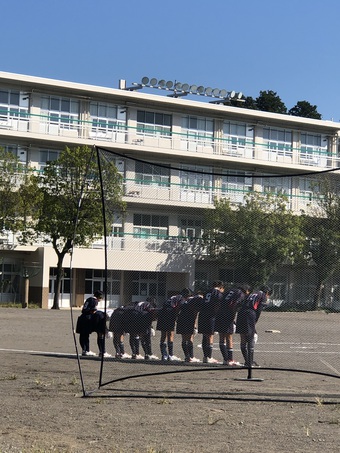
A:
[0,308,340,453]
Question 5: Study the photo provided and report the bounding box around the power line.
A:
[96,146,340,179]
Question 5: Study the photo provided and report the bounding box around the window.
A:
[301,133,321,151]
[179,218,203,240]
[300,133,327,156]
[222,121,247,150]
[39,149,60,166]
[49,267,70,294]
[135,161,170,186]
[133,214,168,239]
[112,226,124,237]
[299,177,317,204]
[180,165,212,203]
[0,262,18,294]
[90,102,125,135]
[300,133,327,166]
[181,115,214,145]
[137,110,172,137]
[0,90,20,105]
[131,271,166,299]
[262,176,291,196]
[0,89,28,124]
[263,127,292,153]
[0,144,25,159]
[221,170,252,203]
[180,165,212,191]
[41,96,79,129]
[85,269,120,295]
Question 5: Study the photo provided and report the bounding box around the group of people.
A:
[76,282,272,367]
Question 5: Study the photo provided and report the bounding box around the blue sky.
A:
[2,0,340,121]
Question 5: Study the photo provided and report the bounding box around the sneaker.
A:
[189,357,201,363]
[252,361,261,368]
[168,355,182,361]
[82,351,96,356]
[145,354,159,361]
[121,353,132,359]
[205,357,220,364]
[99,352,112,358]
[131,354,144,360]
[161,355,169,361]
[224,360,241,366]
[242,361,261,368]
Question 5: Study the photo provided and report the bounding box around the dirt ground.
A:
[1,308,340,453]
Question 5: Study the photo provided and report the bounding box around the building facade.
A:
[1,71,340,309]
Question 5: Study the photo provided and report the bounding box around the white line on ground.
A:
[0,348,77,356]
[319,359,340,375]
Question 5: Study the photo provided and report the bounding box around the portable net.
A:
[73,145,340,402]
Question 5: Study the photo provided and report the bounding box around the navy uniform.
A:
[131,299,158,360]
[109,306,131,358]
[236,285,271,367]
[197,281,225,363]
[176,292,203,362]
[120,300,157,359]
[156,289,191,361]
[76,291,107,356]
[215,285,250,365]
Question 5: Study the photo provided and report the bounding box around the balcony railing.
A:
[123,178,322,213]
[84,233,208,255]
[0,108,338,168]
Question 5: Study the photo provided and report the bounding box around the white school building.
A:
[1,71,340,309]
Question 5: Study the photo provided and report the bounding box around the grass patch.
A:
[0,302,41,308]
[0,374,17,381]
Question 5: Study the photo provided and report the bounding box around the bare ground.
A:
[1,308,340,453]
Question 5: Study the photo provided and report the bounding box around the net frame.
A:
[72,145,340,402]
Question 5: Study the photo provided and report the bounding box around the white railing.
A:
[0,111,338,169]
[91,235,207,255]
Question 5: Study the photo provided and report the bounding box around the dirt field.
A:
[1,308,340,453]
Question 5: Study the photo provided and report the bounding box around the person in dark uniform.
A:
[132,298,158,360]
[123,298,158,360]
[176,291,203,362]
[215,284,251,365]
[198,281,225,364]
[109,306,131,359]
[235,285,272,367]
[156,289,192,361]
[76,290,110,357]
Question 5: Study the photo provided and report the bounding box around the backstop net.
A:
[75,145,340,401]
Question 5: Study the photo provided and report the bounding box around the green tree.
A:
[302,177,340,310]
[27,146,125,309]
[204,192,305,288]
[255,90,287,114]
[288,100,322,119]
[231,95,258,110]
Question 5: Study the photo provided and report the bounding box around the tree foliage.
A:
[255,90,287,114]
[238,91,322,118]
[288,100,322,119]
[204,193,305,288]
[302,177,340,309]
[26,146,125,309]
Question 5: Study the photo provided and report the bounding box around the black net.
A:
[74,145,340,401]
